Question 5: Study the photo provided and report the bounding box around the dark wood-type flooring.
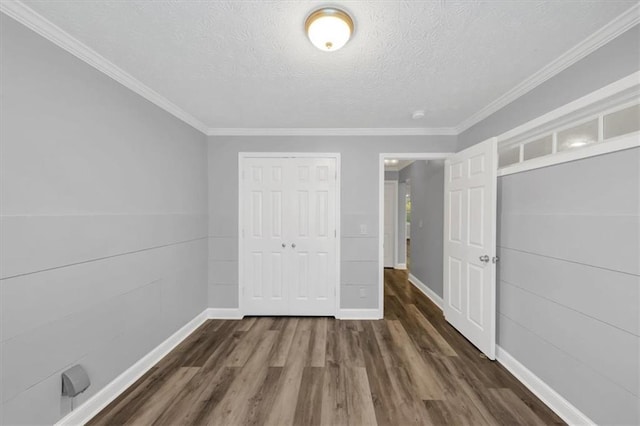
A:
[89,269,564,425]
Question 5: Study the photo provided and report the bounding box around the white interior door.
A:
[242,157,289,315]
[241,156,338,316]
[443,138,498,359]
[288,157,337,315]
[383,181,397,268]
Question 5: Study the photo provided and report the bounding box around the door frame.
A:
[238,152,341,317]
[378,153,453,319]
[383,180,399,268]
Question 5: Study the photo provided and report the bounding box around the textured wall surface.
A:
[19,1,634,129]
[457,26,640,425]
[207,136,456,310]
[459,25,640,149]
[0,16,208,425]
[403,161,445,297]
[497,148,640,425]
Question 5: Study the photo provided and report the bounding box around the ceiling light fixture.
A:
[412,110,425,120]
[305,7,354,52]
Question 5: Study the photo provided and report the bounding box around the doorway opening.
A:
[378,153,452,319]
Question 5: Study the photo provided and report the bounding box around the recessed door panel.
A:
[468,187,484,247]
[316,252,329,299]
[448,257,462,312]
[251,192,263,237]
[251,252,263,298]
[272,252,283,298]
[467,263,484,328]
[295,252,309,299]
[449,190,463,243]
[317,191,328,237]
[297,191,309,237]
[271,191,282,237]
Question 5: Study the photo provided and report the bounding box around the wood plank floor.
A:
[89,269,565,425]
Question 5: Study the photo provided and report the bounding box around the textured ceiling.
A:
[20,0,637,129]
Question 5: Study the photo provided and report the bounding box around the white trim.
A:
[496,346,596,426]
[55,309,209,426]
[498,131,640,176]
[378,153,453,319]
[238,152,341,317]
[0,1,209,135]
[337,309,382,320]
[206,308,243,319]
[408,273,443,309]
[3,0,637,139]
[455,4,640,134]
[206,127,457,136]
[497,72,640,145]
[394,263,407,270]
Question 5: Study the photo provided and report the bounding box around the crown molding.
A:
[0,0,209,134]
[206,127,458,136]
[3,0,637,139]
[455,3,640,134]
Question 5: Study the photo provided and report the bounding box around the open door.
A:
[383,181,397,268]
[443,138,498,359]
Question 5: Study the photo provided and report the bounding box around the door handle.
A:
[282,243,287,248]
[479,255,490,263]
[291,243,296,248]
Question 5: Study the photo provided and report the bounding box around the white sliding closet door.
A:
[241,156,338,316]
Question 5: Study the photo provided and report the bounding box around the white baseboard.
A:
[337,309,382,320]
[408,273,443,309]
[394,263,407,270]
[496,346,595,426]
[206,308,243,319]
[55,309,209,426]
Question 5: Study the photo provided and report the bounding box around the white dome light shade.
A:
[305,8,354,52]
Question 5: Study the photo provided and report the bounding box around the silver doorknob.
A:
[291,243,296,248]
[282,243,287,248]
[479,255,490,263]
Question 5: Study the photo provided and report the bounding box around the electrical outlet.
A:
[359,287,366,298]
[360,224,367,235]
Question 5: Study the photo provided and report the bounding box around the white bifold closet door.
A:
[241,156,338,316]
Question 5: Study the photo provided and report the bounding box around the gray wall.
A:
[0,15,208,425]
[384,170,399,180]
[497,148,639,425]
[207,136,456,310]
[396,181,407,266]
[459,25,640,425]
[403,161,445,297]
[458,25,640,149]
